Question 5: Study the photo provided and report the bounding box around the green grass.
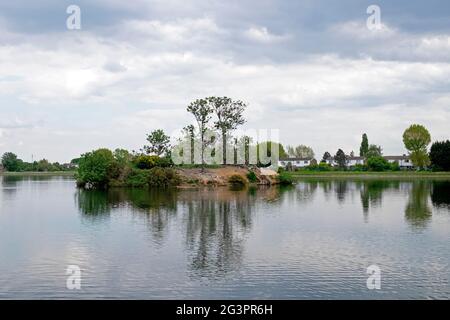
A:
[0,171,76,176]
[287,171,450,179]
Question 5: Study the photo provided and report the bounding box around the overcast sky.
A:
[1,0,450,162]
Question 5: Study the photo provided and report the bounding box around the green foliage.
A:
[410,150,430,169]
[278,172,294,185]
[147,167,181,187]
[366,144,382,158]
[367,156,391,172]
[246,171,258,183]
[304,162,333,171]
[143,129,171,156]
[228,174,248,186]
[1,152,21,171]
[77,149,115,188]
[134,155,171,169]
[430,140,450,171]
[403,124,431,168]
[360,133,369,157]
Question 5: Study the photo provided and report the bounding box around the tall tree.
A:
[334,149,347,169]
[430,140,450,171]
[208,96,247,165]
[360,133,369,157]
[403,124,431,168]
[187,99,213,171]
[321,151,332,163]
[144,129,171,156]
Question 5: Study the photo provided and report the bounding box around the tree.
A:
[187,98,213,172]
[321,151,332,163]
[208,96,247,165]
[77,149,115,188]
[403,124,431,168]
[144,129,170,156]
[334,149,347,169]
[366,144,382,158]
[287,145,314,158]
[429,140,450,171]
[360,133,369,157]
[1,152,21,172]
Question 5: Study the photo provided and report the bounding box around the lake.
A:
[0,175,449,299]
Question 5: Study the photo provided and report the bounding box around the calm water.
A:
[0,175,449,299]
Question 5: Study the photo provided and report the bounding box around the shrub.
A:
[390,161,400,171]
[125,169,151,187]
[147,167,181,187]
[228,174,248,186]
[367,156,390,172]
[134,155,161,169]
[76,148,115,188]
[246,171,258,183]
[305,163,332,171]
[278,172,294,185]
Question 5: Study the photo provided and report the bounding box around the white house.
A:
[324,156,364,167]
[278,157,312,168]
[384,155,413,168]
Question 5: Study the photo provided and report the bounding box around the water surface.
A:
[0,175,449,299]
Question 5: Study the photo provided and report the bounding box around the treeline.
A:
[0,152,76,172]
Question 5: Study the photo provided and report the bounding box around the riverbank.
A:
[0,171,76,176]
[288,171,450,179]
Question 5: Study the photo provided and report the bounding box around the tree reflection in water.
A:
[431,181,450,210]
[404,181,433,229]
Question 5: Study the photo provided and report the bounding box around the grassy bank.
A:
[288,171,450,179]
[0,171,76,176]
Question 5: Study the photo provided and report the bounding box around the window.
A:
[304,161,308,164]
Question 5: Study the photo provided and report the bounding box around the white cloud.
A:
[244,26,289,43]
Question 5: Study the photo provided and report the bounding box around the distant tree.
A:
[366,144,383,158]
[287,145,314,159]
[403,124,431,168]
[350,151,355,157]
[36,159,52,172]
[1,152,21,172]
[334,149,347,169]
[114,149,132,166]
[144,129,171,156]
[187,99,213,171]
[360,133,369,157]
[208,96,247,164]
[321,151,332,163]
[429,140,450,171]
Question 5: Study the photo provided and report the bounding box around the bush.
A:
[305,163,332,171]
[278,172,294,185]
[246,171,258,183]
[76,149,115,188]
[125,169,151,187]
[228,174,248,186]
[367,156,390,172]
[147,167,181,187]
[134,155,161,169]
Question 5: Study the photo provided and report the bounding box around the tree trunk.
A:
[222,130,227,165]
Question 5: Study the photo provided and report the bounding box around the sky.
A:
[0,0,450,163]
